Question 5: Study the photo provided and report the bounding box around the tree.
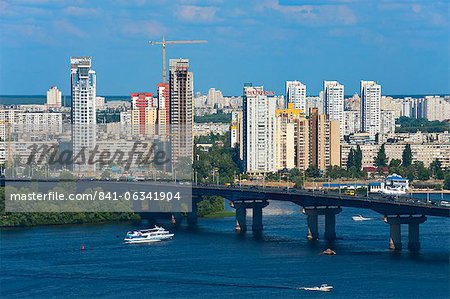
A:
[355,145,363,170]
[374,144,388,167]
[429,159,444,180]
[402,144,412,167]
[389,159,402,168]
[413,161,430,181]
[444,175,450,190]
[306,166,321,178]
[346,148,355,170]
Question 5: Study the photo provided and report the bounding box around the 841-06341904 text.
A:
[8,191,182,202]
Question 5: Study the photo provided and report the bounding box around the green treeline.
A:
[194,112,231,123]
[396,117,450,133]
[0,188,139,227]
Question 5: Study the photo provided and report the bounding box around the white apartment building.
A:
[426,96,450,121]
[380,110,396,135]
[343,110,361,136]
[361,80,381,140]
[324,81,344,139]
[70,56,97,173]
[243,85,277,174]
[0,110,63,165]
[341,142,450,169]
[207,88,224,108]
[46,86,62,108]
[285,81,306,113]
[381,96,403,119]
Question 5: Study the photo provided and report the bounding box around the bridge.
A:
[185,185,450,251]
[3,178,449,251]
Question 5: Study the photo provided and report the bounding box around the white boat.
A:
[124,226,174,244]
[352,214,373,221]
[382,186,407,195]
[301,284,333,292]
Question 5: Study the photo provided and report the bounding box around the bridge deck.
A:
[193,185,450,218]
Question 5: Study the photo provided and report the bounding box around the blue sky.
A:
[0,0,449,96]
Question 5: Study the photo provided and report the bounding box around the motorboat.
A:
[124,226,174,244]
[301,284,333,292]
[382,187,407,195]
[352,214,373,221]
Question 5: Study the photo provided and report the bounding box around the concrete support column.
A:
[408,223,420,251]
[187,202,198,226]
[303,207,341,241]
[306,214,319,240]
[324,213,336,241]
[389,223,402,250]
[384,215,426,251]
[235,204,247,232]
[252,206,263,232]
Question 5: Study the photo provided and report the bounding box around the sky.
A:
[0,0,449,97]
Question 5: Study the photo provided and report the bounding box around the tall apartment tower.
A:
[70,57,96,173]
[285,81,307,113]
[130,92,157,136]
[47,86,62,108]
[157,83,170,138]
[243,85,277,174]
[169,59,194,164]
[275,103,309,171]
[309,108,340,173]
[360,80,381,140]
[230,110,243,160]
[323,81,344,139]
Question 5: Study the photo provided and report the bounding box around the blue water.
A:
[1,201,449,298]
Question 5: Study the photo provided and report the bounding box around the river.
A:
[1,201,449,298]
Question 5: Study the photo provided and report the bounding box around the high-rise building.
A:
[70,57,96,173]
[410,97,426,119]
[157,83,170,137]
[275,103,309,171]
[169,59,194,164]
[46,86,62,108]
[207,88,224,108]
[343,110,361,136]
[360,80,381,140]
[309,108,340,172]
[323,81,344,139]
[426,96,450,121]
[380,110,395,135]
[230,110,243,160]
[129,92,157,136]
[285,81,306,113]
[243,85,277,174]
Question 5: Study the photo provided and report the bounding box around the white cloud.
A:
[63,6,99,17]
[259,0,357,26]
[176,5,218,23]
[53,19,87,38]
[121,20,167,38]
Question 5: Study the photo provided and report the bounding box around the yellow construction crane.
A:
[149,37,207,83]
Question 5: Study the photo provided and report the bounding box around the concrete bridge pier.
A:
[235,204,247,232]
[252,206,264,232]
[306,214,319,240]
[384,215,427,251]
[233,201,269,233]
[187,201,198,226]
[302,207,342,241]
